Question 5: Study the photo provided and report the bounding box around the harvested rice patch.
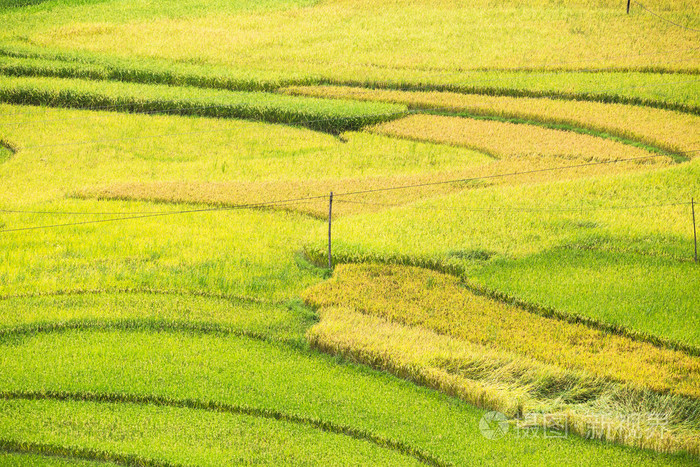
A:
[303,264,700,399]
[369,114,672,163]
[284,86,700,157]
[308,306,700,456]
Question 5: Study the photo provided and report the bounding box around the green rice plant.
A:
[0,293,315,346]
[303,264,700,398]
[469,248,700,351]
[0,451,116,467]
[0,52,304,91]
[0,398,425,466]
[3,50,700,111]
[0,200,326,302]
[332,71,700,114]
[0,329,695,466]
[0,54,277,91]
[308,306,700,455]
[282,86,700,157]
[0,76,407,133]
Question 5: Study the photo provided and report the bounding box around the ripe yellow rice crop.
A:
[308,306,700,455]
[75,176,476,219]
[303,264,700,399]
[370,114,672,163]
[2,104,666,217]
[0,104,488,205]
[15,0,699,74]
[76,149,670,218]
[283,85,700,157]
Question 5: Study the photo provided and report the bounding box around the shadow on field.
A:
[0,141,15,163]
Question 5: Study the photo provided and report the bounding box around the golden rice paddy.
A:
[283,85,700,156]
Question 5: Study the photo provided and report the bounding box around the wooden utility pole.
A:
[627,0,631,14]
[328,192,333,269]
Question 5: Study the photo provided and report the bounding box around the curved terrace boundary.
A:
[301,252,700,358]
[422,111,688,163]
[0,51,697,114]
[0,391,448,467]
[0,318,281,346]
[0,287,273,304]
[0,439,174,467]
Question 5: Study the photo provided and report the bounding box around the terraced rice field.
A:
[0,0,699,465]
[284,85,700,157]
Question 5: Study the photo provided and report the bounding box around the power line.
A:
[0,208,175,215]
[0,195,326,233]
[0,196,330,216]
[331,153,676,199]
[0,212,194,233]
[335,198,692,212]
[0,152,684,224]
[633,1,700,34]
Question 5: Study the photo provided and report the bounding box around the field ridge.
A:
[0,438,173,467]
[1,49,698,114]
[0,75,407,134]
[319,79,700,115]
[0,287,275,305]
[0,391,447,467]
